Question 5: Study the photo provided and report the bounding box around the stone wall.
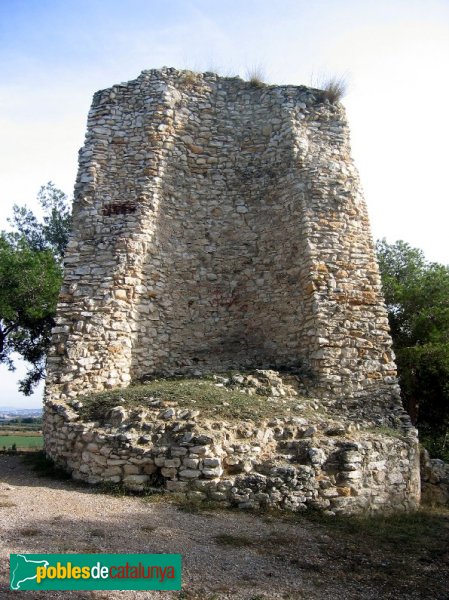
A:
[45,68,397,408]
[43,69,421,514]
[43,371,420,515]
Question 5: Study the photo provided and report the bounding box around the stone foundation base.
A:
[43,379,420,515]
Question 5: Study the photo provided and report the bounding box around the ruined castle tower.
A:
[43,69,421,513]
[45,68,397,407]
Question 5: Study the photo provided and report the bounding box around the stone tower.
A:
[46,68,397,407]
[43,69,420,513]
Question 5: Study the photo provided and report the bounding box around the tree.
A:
[376,239,449,459]
[0,183,71,394]
[8,182,72,262]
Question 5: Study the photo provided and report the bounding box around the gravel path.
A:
[0,454,446,599]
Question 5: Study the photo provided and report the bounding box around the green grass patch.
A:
[0,434,43,450]
[77,377,302,424]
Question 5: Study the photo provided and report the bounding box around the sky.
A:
[1,0,448,407]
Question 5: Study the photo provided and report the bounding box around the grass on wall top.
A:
[76,376,307,424]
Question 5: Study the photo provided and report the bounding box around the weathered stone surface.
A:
[42,68,423,515]
[45,68,400,408]
[179,469,202,480]
[123,464,140,476]
[182,458,199,469]
[43,376,421,515]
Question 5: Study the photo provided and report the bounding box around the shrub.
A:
[246,66,266,87]
[180,70,200,88]
[321,75,347,104]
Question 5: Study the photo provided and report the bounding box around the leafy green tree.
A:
[0,183,71,394]
[8,182,72,262]
[0,236,62,394]
[376,239,449,459]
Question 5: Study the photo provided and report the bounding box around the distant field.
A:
[0,433,43,449]
[0,423,42,431]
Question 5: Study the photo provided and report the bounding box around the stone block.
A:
[164,458,181,468]
[203,457,220,467]
[189,446,207,456]
[166,481,188,492]
[123,464,140,476]
[143,463,157,475]
[182,458,199,469]
[161,467,177,479]
[179,469,201,480]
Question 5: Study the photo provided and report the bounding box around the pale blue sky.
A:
[1,0,448,407]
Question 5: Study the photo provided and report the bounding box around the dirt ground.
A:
[1,453,448,600]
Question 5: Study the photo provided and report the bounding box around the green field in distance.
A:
[0,434,43,449]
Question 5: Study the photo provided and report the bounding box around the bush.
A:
[321,75,347,104]
[376,239,449,459]
[246,66,266,87]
